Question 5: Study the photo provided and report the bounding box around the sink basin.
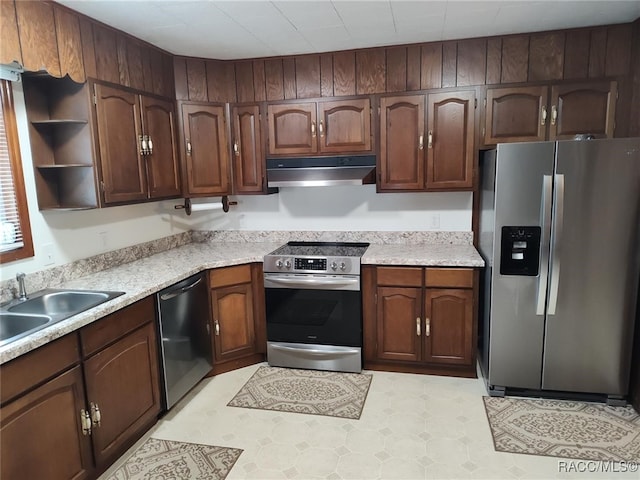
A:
[9,290,115,316]
[0,312,53,346]
[0,289,125,347]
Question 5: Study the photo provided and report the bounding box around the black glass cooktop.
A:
[267,241,370,258]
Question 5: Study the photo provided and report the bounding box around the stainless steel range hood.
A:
[266,155,376,188]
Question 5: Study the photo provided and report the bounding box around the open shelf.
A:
[31,119,88,126]
[36,164,93,169]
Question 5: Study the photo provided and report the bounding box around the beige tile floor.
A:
[100,363,638,480]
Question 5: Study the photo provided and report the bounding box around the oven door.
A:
[264,273,362,347]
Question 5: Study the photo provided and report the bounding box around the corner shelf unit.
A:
[23,75,99,210]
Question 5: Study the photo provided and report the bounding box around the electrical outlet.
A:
[42,243,55,266]
[429,214,441,230]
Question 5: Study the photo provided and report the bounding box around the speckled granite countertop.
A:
[0,240,483,364]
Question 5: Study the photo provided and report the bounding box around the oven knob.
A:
[340,262,347,271]
[284,260,292,269]
[276,259,283,269]
[330,261,338,271]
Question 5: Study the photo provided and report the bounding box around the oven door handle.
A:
[270,343,361,356]
[264,275,360,290]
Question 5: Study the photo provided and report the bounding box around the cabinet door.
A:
[83,322,161,469]
[549,81,617,140]
[426,91,475,190]
[376,287,422,362]
[232,104,265,193]
[94,84,147,204]
[317,98,372,153]
[181,103,231,196]
[423,289,473,365]
[211,283,256,363]
[140,96,181,199]
[484,86,548,144]
[379,95,425,191]
[267,103,317,155]
[1,366,93,480]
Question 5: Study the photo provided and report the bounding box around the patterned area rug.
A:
[104,438,242,480]
[228,366,372,419]
[483,397,640,462]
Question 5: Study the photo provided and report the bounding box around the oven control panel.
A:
[295,258,326,270]
[264,256,359,275]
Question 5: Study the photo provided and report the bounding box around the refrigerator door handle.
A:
[548,173,565,315]
[536,175,553,315]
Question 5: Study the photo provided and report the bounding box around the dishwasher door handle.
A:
[159,277,203,301]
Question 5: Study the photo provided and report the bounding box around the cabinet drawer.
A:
[0,334,80,405]
[80,296,155,358]
[425,268,474,288]
[376,267,422,287]
[209,264,252,288]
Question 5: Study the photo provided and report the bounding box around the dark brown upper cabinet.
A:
[484,81,617,144]
[94,83,181,205]
[179,103,231,197]
[379,91,475,192]
[267,98,372,156]
[231,104,266,194]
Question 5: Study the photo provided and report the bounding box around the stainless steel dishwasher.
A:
[156,272,213,409]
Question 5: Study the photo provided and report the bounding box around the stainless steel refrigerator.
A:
[478,138,640,404]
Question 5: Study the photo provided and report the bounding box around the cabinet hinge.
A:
[474,98,477,108]
[93,94,97,105]
[377,106,381,116]
[482,127,486,137]
[483,98,487,108]
[100,181,105,192]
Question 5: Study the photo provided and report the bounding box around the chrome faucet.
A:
[16,272,27,301]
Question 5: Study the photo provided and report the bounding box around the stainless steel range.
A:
[263,241,369,373]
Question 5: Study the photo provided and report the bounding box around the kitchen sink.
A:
[0,289,125,347]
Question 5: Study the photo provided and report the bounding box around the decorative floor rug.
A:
[483,396,640,462]
[104,438,242,480]
[228,366,372,419]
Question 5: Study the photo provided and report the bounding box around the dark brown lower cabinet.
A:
[0,296,161,479]
[364,266,477,377]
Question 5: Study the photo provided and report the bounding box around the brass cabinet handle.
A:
[90,402,101,427]
[427,130,433,149]
[551,105,558,126]
[147,135,153,155]
[541,106,547,125]
[311,122,316,138]
[80,409,92,435]
[418,135,424,150]
[139,135,148,155]
[318,120,324,137]
[416,317,421,336]
[233,141,240,156]
[186,140,192,155]
[426,318,431,337]
[214,320,220,336]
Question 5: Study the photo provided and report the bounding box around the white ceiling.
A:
[57,0,640,60]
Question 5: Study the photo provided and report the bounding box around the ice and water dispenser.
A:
[500,226,541,276]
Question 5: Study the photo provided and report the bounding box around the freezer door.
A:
[488,142,555,389]
[542,138,640,395]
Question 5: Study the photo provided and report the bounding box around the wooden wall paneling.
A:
[149,49,165,97]
[333,51,356,96]
[116,35,130,87]
[0,0,22,65]
[501,35,529,83]
[456,38,486,87]
[421,43,442,89]
[441,42,457,88]
[320,53,333,97]
[93,24,119,84]
[485,37,502,84]
[528,32,565,81]
[78,18,96,79]
[629,20,640,137]
[53,6,85,83]
[406,45,421,91]
[15,0,61,76]
[253,59,266,102]
[186,58,207,101]
[126,41,145,91]
[265,58,284,101]
[386,46,407,92]
[207,60,237,103]
[605,24,633,77]
[356,49,386,94]
[235,61,255,103]
[162,52,175,98]
[295,55,321,98]
[139,46,153,93]
[173,57,189,100]
[563,29,590,80]
[588,28,607,78]
[283,57,296,99]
